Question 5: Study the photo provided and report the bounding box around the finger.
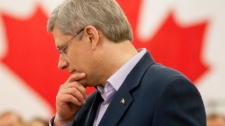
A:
[67,87,86,104]
[57,93,82,106]
[59,85,87,104]
[66,73,86,83]
[69,82,88,99]
[60,81,88,100]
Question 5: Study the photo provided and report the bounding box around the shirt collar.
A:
[98,48,147,92]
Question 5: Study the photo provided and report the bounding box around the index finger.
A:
[66,72,86,83]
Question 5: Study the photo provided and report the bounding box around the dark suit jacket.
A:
[74,51,206,126]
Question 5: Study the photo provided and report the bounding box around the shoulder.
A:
[137,63,203,106]
[141,63,191,88]
[140,63,206,125]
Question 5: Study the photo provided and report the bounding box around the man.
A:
[0,111,24,126]
[47,0,206,125]
[207,114,225,126]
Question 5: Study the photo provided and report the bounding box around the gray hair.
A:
[47,0,133,42]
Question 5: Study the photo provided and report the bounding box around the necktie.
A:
[86,92,103,126]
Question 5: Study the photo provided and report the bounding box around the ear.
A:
[83,25,100,50]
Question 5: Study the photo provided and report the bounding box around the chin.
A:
[77,79,87,87]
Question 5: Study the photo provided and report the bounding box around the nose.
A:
[58,54,68,70]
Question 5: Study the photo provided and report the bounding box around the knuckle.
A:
[69,87,77,93]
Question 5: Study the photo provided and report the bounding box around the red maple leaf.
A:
[118,1,209,83]
[134,14,209,82]
[1,7,95,112]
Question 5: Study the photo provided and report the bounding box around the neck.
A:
[98,40,138,86]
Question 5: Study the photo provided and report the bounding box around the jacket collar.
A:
[98,51,155,126]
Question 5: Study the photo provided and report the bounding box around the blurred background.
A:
[0,0,225,125]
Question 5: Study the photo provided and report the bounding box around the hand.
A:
[54,72,88,126]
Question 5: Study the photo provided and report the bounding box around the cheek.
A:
[68,42,95,71]
[68,50,91,69]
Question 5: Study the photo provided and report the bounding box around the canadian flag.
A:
[0,0,225,121]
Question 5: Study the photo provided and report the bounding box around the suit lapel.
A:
[99,52,155,126]
[85,91,102,126]
[99,83,133,126]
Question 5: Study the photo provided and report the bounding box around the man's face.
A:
[207,117,225,126]
[0,114,23,126]
[52,26,102,86]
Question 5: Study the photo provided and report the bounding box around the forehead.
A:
[52,26,67,42]
[52,26,71,48]
[52,26,63,37]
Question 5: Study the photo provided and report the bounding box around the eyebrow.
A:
[57,45,63,50]
[56,44,62,49]
[56,44,61,49]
